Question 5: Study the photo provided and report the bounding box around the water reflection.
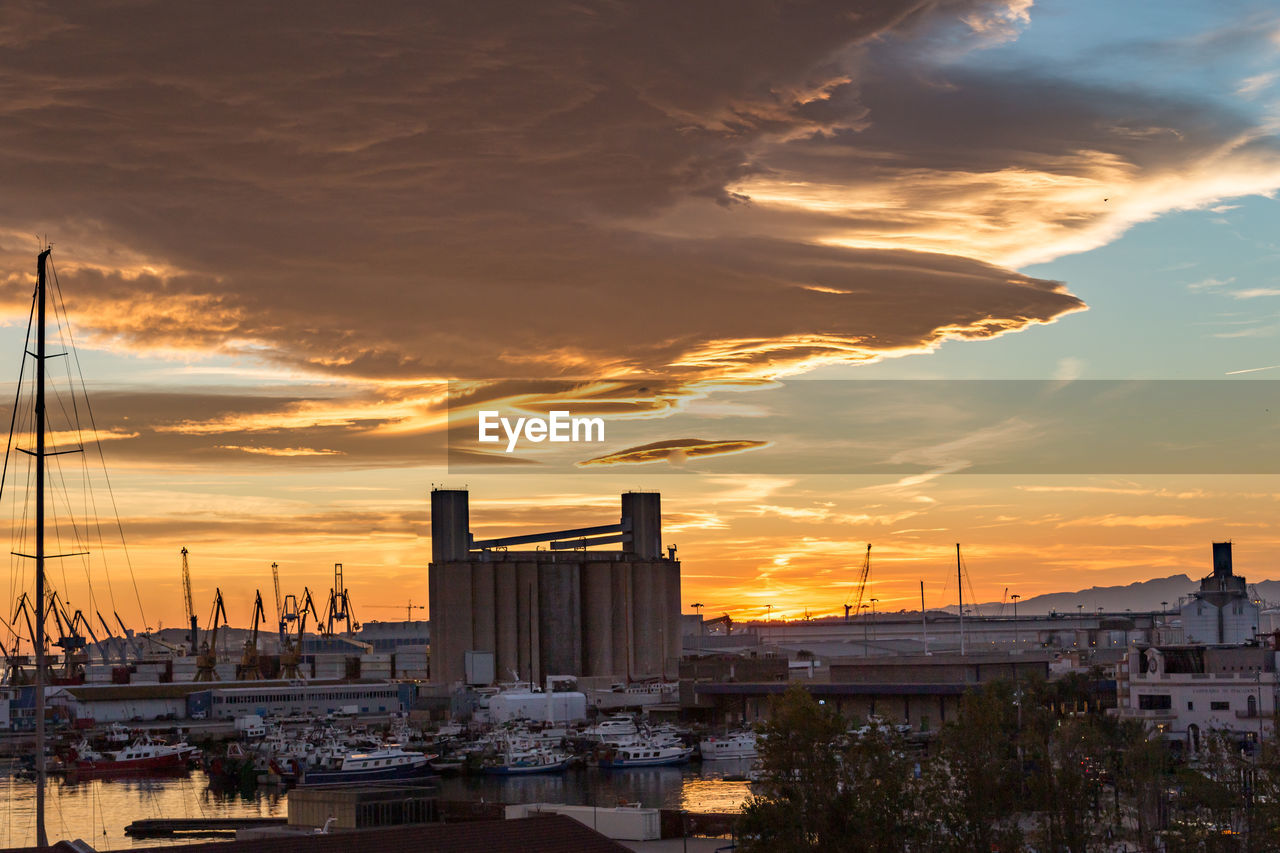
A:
[0,760,748,849]
[433,762,751,813]
[1,767,286,849]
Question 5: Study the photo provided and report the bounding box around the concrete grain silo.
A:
[427,489,681,686]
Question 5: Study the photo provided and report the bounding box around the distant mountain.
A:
[955,574,1280,615]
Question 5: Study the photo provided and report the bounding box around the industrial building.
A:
[1115,641,1277,751]
[1179,541,1260,644]
[428,489,681,686]
[680,650,1059,730]
[9,680,419,727]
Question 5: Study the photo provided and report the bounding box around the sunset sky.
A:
[3,0,1280,637]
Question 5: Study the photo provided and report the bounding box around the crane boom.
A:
[181,547,197,655]
[194,588,228,682]
[844,544,872,621]
[271,562,282,625]
[181,547,194,623]
[237,591,266,680]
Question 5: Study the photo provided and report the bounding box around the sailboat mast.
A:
[956,543,965,657]
[34,247,49,848]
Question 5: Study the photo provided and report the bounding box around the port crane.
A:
[844,544,872,622]
[279,587,319,680]
[366,601,426,621]
[322,563,359,634]
[194,588,228,682]
[96,611,129,666]
[281,590,299,643]
[271,562,283,637]
[13,593,41,658]
[0,613,30,684]
[113,612,145,660]
[52,597,97,682]
[236,590,267,680]
[181,547,197,655]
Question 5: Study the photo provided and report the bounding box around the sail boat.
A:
[31,247,52,847]
[6,247,141,846]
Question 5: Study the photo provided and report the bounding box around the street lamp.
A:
[860,603,870,655]
[766,604,772,624]
[1011,594,1020,653]
[870,598,878,642]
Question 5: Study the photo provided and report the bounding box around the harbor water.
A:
[0,759,753,849]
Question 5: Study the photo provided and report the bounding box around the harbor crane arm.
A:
[843,544,872,620]
[97,610,127,665]
[237,591,266,680]
[13,594,38,655]
[250,591,264,638]
[271,563,282,625]
[180,547,194,624]
[113,611,148,659]
[206,588,228,657]
[298,587,319,639]
[346,596,359,633]
[47,591,85,653]
[74,612,103,661]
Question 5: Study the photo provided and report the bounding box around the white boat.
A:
[582,715,637,741]
[299,745,435,785]
[598,741,693,768]
[699,730,758,760]
[483,742,572,775]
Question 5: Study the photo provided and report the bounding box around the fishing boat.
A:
[297,745,436,785]
[598,741,693,768]
[699,730,758,760]
[69,732,199,775]
[482,746,572,775]
[427,756,465,775]
[581,714,637,743]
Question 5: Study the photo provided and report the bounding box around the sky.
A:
[2,0,1280,638]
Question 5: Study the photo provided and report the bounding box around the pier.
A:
[124,817,287,837]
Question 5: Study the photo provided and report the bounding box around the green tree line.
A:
[737,680,1280,852]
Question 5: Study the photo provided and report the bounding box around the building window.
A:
[1138,694,1172,710]
[1188,701,1194,711]
[1211,701,1230,711]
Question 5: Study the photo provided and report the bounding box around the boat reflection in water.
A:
[0,757,751,849]
[434,761,751,815]
[0,767,286,849]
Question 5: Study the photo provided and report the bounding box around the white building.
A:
[1179,542,1259,645]
[1115,642,1277,752]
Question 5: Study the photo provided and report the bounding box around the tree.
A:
[1111,717,1170,851]
[738,684,850,852]
[738,685,924,852]
[839,719,923,852]
[918,681,1024,852]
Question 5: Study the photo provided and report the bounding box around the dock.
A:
[124,817,287,837]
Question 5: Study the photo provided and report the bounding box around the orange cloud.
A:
[216,445,343,457]
[578,438,769,467]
